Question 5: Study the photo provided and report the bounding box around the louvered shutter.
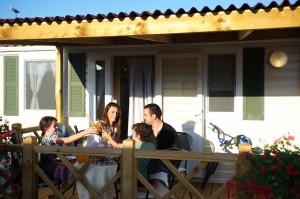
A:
[4,56,19,116]
[68,54,86,117]
[243,48,265,120]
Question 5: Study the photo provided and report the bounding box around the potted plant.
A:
[227,133,300,199]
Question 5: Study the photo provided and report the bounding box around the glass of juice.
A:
[102,126,111,141]
[76,155,89,164]
[92,123,101,134]
[76,143,89,163]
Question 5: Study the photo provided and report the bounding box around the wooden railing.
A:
[1,124,251,199]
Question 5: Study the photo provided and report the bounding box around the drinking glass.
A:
[76,143,89,164]
[102,126,111,141]
[92,122,101,134]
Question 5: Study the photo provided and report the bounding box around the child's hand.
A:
[88,127,99,134]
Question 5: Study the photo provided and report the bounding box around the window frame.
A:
[19,52,56,117]
[204,48,243,121]
[24,60,56,111]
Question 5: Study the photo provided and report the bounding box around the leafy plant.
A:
[227,133,300,199]
[0,116,14,144]
[0,117,15,180]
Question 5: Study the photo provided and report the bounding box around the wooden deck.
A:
[37,182,229,199]
[4,126,250,199]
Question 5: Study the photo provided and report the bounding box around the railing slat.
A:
[135,150,239,163]
[168,161,207,199]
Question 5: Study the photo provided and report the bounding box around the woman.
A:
[97,102,122,142]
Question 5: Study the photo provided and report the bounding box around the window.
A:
[208,54,236,112]
[25,60,55,110]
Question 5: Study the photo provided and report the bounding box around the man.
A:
[143,103,181,188]
[143,103,181,150]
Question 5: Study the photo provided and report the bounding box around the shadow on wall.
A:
[180,120,216,178]
[181,120,215,153]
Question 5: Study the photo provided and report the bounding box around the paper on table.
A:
[86,134,107,148]
[56,155,77,160]
[65,155,77,160]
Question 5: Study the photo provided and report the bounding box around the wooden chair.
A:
[172,132,194,199]
[140,147,181,199]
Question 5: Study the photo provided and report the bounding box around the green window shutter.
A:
[243,48,264,120]
[68,54,86,117]
[4,56,19,116]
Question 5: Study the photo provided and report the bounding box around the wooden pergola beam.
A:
[128,35,172,43]
[0,7,299,42]
[238,30,253,40]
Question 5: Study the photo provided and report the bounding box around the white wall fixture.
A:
[269,51,288,68]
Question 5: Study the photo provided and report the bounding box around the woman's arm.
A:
[102,131,122,148]
[56,127,98,144]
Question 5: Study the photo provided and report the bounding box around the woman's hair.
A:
[102,102,122,139]
[144,103,162,119]
[132,122,154,142]
[39,116,57,136]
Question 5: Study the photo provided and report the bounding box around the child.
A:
[102,122,156,182]
[39,116,98,146]
[39,116,98,176]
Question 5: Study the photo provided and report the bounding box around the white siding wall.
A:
[204,45,300,183]
[0,46,56,128]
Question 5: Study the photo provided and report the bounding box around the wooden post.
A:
[23,136,38,199]
[55,46,63,123]
[237,143,251,199]
[121,139,134,199]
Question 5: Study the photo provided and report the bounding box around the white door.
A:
[157,53,203,177]
[157,53,204,152]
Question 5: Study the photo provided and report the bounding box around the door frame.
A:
[87,53,113,122]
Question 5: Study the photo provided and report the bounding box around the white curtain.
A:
[127,56,153,135]
[28,62,48,109]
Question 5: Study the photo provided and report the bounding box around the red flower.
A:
[275,162,281,170]
[290,187,296,193]
[226,180,236,189]
[226,192,236,198]
[259,166,266,175]
[287,133,295,141]
[262,154,267,159]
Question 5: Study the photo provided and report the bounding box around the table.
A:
[75,163,118,199]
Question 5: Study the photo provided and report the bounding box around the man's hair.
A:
[39,116,57,136]
[144,103,162,119]
[132,122,154,142]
